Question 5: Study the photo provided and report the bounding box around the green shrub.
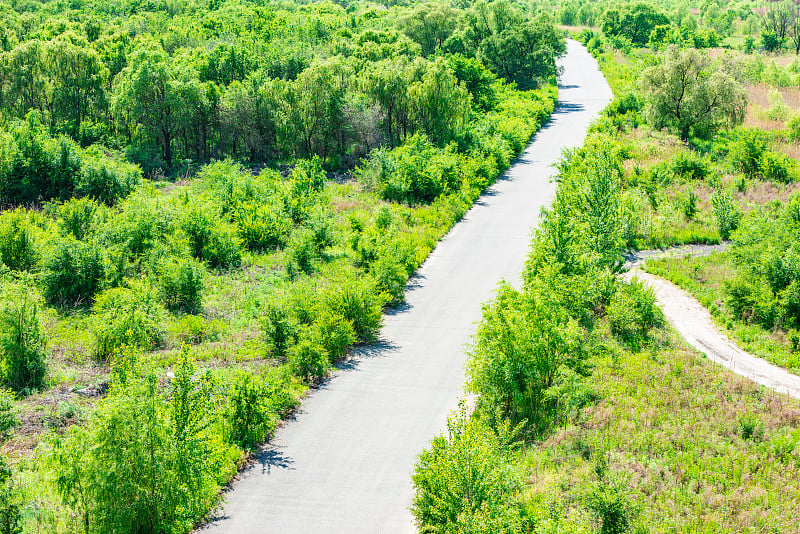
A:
[261,301,299,358]
[172,314,224,345]
[46,349,236,534]
[467,283,586,429]
[730,128,768,177]
[683,191,698,220]
[57,197,105,240]
[586,480,635,534]
[759,150,794,183]
[92,282,166,359]
[0,290,47,393]
[322,278,383,342]
[671,151,708,180]
[411,406,520,532]
[288,228,318,275]
[75,150,140,205]
[711,189,741,240]
[725,275,780,328]
[156,256,205,313]
[226,367,298,450]
[0,209,38,272]
[787,112,800,142]
[42,238,106,306]
[371,253,408,304]
[235,201,291,251]
[312,311,355,361]
[607,280,664,349]
[0,457,20,534]
[287,335,330,384]
[0,390,18,442]
[180,203,242,269]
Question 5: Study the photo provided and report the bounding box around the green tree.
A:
[641,46,746,140]
[602,3,670,46]
[399,2,458,57]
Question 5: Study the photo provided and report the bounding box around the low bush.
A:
[56,197,105,240]
[322,278,384,343]
[312,310,355,361]
[671,151,708,180]
[411,406,522,533]
[261,301,299,359]
[711,189,741,240]
[729,128,768,178]
[607,280,664,349]
[235,201,291,251]
[760,150,794,183]
[0,209,38,272]
[156,256,205,313]
[0,390,18,442]
[0,289,46,393]
[180,202,242,269]
[287,336,330,384]
[92,282,166,359]
[41,237,107,306]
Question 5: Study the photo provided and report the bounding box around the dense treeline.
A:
[0,0,562,188]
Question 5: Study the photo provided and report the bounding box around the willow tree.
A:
[641,46,745,140]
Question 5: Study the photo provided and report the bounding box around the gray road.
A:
[200,40,611,534]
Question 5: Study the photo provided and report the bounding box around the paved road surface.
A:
[626,270,800,399]
[200,40,612,534]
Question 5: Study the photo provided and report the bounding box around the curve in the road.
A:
[199,41,612,534]
[625,270,800,399]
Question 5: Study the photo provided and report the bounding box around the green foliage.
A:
[41,237,106,307]
[312,310,355,361]
[607,280,664,349]
[56,197,104,240]
[288,336,330,384]
[411,405,522,533]
[601,4,670,46]
[641,47,745,140]
[322,278,383,343]
[179,201,242,269]
[226,367,298,451]
[0,210,38,272]
[261,300,299,359]
[587,479,636,534]
[0,390,18,442]
[467,283,586,430]
[0,288,47,393]
[729,128,769,178]
[92,282,166,359]
[45,348,236,534]
[0,457,20,534]
[759,151,794,184]
[711,189,741,240]
[156,256,205,313]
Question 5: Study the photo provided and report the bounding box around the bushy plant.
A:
[261,301,299,358]
[45,348,236,534]
[57,197,105,240]
[711,189,741,240]
[760,150,794,183]
[235,201,291,251]
[92,282,166,359]
[467,283,585,429]
[411,405,521,532]
[586,479,636,534]
[322,278,384,342]
[288,228,318,275]
[312,310,355,361]
[0,289,47,393]
[0,390,18,442]
[607,280,664,349]
[729,128,768,177]
[0,209,38,272]
[226,367,298,450]
[0,457,20,534]
[42,237,106,306]
[156,256,205,313]
[287,335,330,384]
[671,151,708,180]
[179,202,242,269]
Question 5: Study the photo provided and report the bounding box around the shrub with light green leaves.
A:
[42,237,107,306]
[607,280,663,349]
[92,282,166,358]
[0,288,46,393]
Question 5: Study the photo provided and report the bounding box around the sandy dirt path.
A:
[625,269,800,399]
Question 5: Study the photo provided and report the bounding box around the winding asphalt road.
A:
[200,41,612,534]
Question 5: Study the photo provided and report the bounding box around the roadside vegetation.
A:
[412,2,800,532]
[0,0,567,531]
